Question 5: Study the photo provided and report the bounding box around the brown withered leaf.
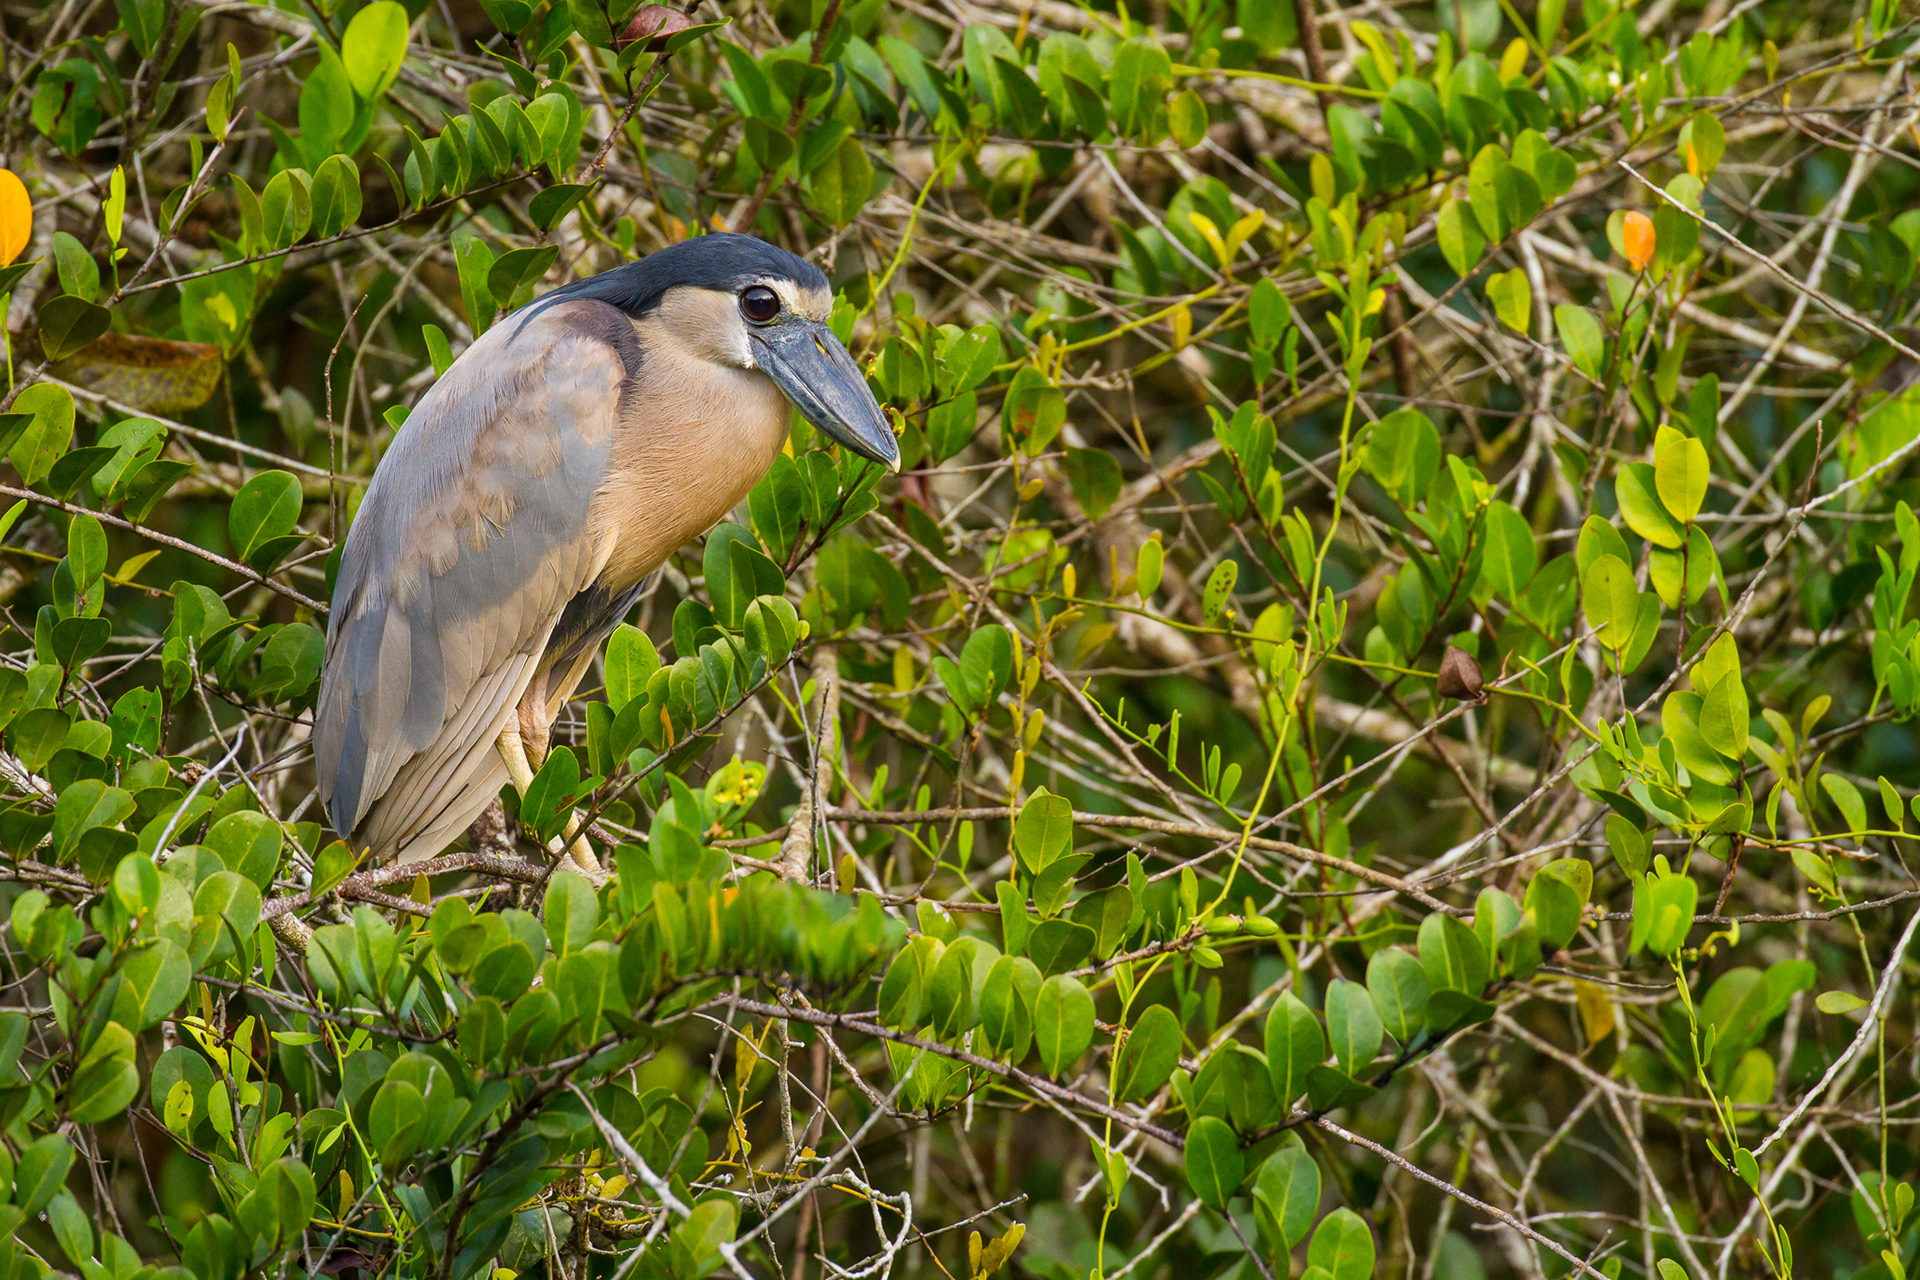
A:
[615,4,692,51]
[1435,645,1485,702]
[49,331,224,414]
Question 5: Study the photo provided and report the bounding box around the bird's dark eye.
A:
[740,286,780,323]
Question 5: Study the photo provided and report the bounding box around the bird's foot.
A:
[548,815,607,882]
[497,723,608,883]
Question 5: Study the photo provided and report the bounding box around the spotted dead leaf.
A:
[49,331,224,414]
[616,4,692,51]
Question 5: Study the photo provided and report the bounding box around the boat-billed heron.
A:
[313,234,898,869]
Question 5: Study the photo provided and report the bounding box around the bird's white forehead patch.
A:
[767,279,833,322]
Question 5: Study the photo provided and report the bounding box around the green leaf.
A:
[1653,424,1710,524]
[1026,918,1094,975]
[257,623,324,702]
[51,779,135,863]
[926,942,973,1039]
[455,232,496,332]
[1466,145,1510,242]
[1109,37,1173,141]
[1308,1208,1377,1280]
[1816,990,1867,1014]
[66,512,107,591]
[309,154,363,238]
[195,870,263,951]
[229,470,303,562]
[1554,304,1605,380]
[1418,911,1489,994]
[53,231,101,302]
[1821,773,1868,834]
[672,1198,738,1278]
[341,1,411,102]
[1033,974,1094,1076]
[48,1191,92,1267]
[520,746,595,845]
[1479,500,1536,599]
[1063,447,1122,520]
[808,135,873,226]
[1524,859,1588,951]
[704,524,784,630]
[39,295,111,360]
[1014,788,1073,874]
[1537,0,1568,42]
[114,0,166,55]
[1264,991,1324,1107]
[13,1134,75,1216]
[543,868,598,957]
[1633,857,1698,956]
[9,382,74,486]
[1113,1005,1182,1103]
[1170,89,1208,148]
[530,183,592,230]
[1581,554,1640,655]
[1436,197,1486,277]
[1253,1141,1320,1250]
[69,1021,139,1123]
[115,938,192,1028]
[605,625,660,712]
[487,244,559,309]
[1614,463,1684,548]
[977,955,1040,1061]
[1365,947,1431,1044]
[1485,267,1531,332]
[298,48,354,166]
[1324,977,1383,1075]
[1698,673,1748,761]
[1184,1115,1244,1210]
[1363,407,1441,506]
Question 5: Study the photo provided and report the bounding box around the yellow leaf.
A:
[1170,304,1193,350]
[0,168,31,267]
[1186,211,1228,268]
[1224,209,1266,261]
[1499,37,1529,79]
[1573,979,1616,1044]
[110,550,163,585]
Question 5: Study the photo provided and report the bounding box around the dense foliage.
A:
[1,0,1919,1276]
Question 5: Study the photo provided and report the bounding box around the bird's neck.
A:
[591,339,791,592]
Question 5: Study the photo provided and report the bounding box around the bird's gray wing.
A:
[314,299,640,857]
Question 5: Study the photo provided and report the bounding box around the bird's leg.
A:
[495,719,604,879]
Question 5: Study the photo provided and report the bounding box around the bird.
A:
[313,233,899,870]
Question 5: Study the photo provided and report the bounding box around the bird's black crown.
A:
[519,233,827,329]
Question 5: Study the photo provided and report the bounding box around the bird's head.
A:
[528,233,900,472]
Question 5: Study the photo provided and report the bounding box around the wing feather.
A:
[314,300,638,858]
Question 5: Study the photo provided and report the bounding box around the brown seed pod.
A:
[1435,645,1485,702]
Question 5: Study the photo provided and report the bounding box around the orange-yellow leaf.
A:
[1622,210,1655,271]
[0,168,30,267]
